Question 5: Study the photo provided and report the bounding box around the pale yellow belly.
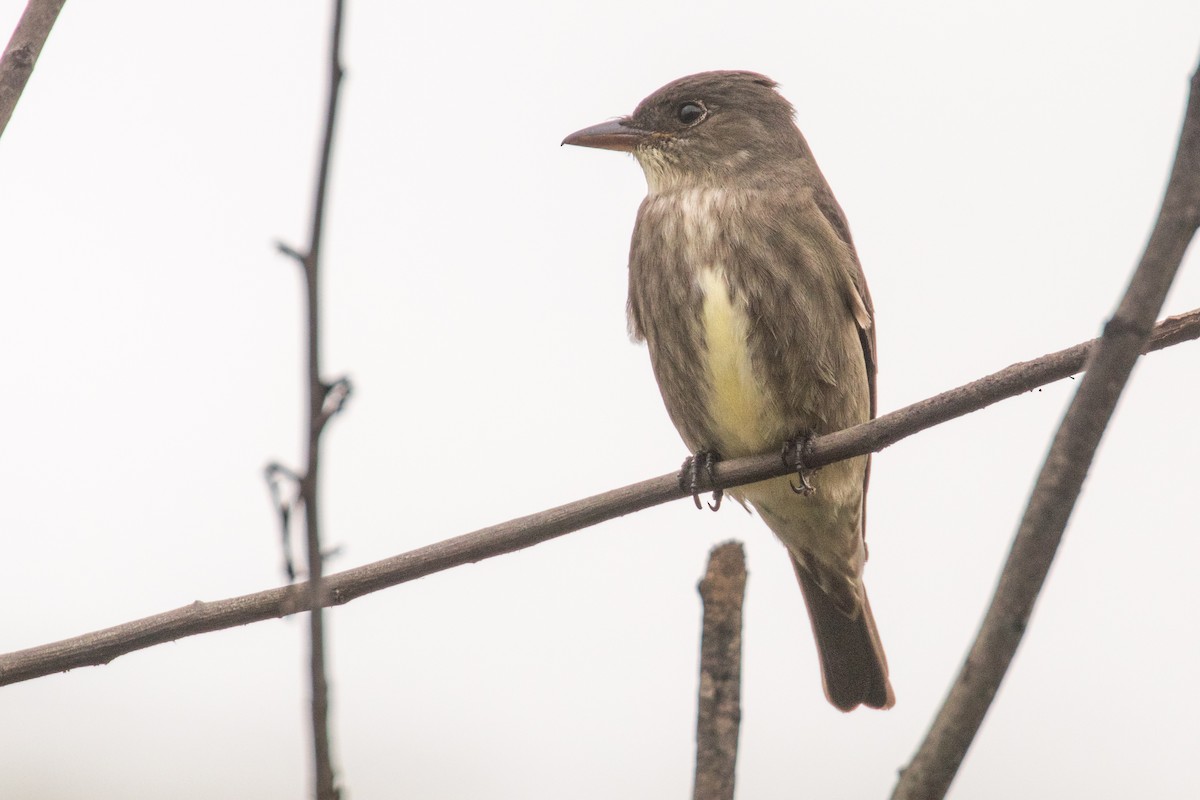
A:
[698,266,778,457]
[697,268,866,583]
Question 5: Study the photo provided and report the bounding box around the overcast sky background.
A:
[2,2,1198,798]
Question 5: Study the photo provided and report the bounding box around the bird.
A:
[563,70,893,711]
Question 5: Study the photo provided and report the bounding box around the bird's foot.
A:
[680,450,723,511]
[783,435,817,496]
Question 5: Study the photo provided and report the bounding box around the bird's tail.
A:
[792,555,894,711]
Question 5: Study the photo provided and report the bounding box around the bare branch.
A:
[268,1,348,797]
[0,309,1196,688]
[264,463,302,581]
[317,375,353,431]
[892,60,1200,800]
[693,541,746,800]
[276,240,307,265]
[0,0,66,139]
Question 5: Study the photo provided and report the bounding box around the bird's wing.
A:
[813,185,877,549]
[812,186,876,420]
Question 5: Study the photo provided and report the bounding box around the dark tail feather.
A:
[792,556,894,711]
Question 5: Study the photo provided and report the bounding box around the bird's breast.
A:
[634,187,789,457]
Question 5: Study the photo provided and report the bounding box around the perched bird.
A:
[563,71,893,711]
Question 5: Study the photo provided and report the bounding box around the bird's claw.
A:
[784,436,817,496]
[789,472,815,496]
[680,450,723,511]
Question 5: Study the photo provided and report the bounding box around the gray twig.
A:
[891,59,1200,800]
[267,1,348,798]
[0,0,66,139]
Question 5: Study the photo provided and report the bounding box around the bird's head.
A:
[563,70,808,193]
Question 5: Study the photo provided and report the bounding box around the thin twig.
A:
[276,241,306,264]
[271,1,348,798]
[1,308,1196,687]
[892,61,1200,800]
[303,0,345,796]
[265,463,302,581]
[693,542,746,800]
[0,0,66,139]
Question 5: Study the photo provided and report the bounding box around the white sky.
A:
[2,2,1198,798]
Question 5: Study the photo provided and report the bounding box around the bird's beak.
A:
[561,118,649,152]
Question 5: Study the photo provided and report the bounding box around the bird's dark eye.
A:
[677,102,707,125]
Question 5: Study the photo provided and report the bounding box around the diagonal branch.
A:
[0,308,1197,688]
[891,60,1200,800]
[0,0,67,138]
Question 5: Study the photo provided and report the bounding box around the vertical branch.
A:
[306,5,344,797]
[0,0,67,138]
[892,61,1200,800]
[275,2,348,799]
[302,3,346,799]
[693,541,746,800]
